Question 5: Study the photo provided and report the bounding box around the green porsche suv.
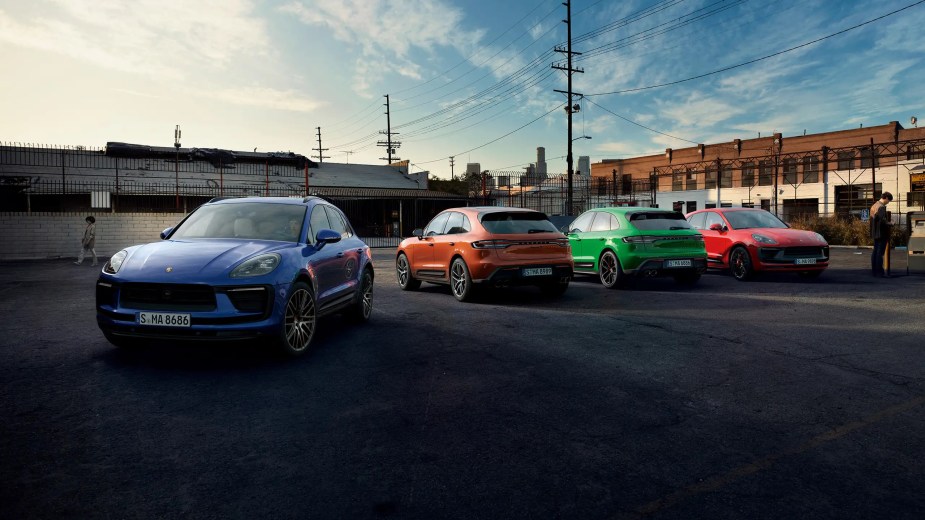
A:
[565,207,707,288]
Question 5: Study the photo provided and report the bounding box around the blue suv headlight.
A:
[231,253,281,278]
[105,249,128,274]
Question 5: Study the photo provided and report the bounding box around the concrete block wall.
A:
[0,213,187,261]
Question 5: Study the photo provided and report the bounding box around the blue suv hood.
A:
[116,239,292,281]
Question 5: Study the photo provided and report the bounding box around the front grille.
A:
[758,246,829,263]
[121,283,216,311]
[783,246,826,258]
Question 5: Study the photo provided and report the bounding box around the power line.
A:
[585,0,925,97]
[583,98,698,144]
[414,102,565,165]
[390,0,557,98]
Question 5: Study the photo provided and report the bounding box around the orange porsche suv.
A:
[396,207,573,301]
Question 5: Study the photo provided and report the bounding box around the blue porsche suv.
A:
[96,196,374,356]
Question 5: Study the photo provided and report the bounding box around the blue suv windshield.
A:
[171,202,307,241]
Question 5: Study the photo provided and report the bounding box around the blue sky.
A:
[1,0,922,179]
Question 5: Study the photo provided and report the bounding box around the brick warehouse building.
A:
[590,121,925,224]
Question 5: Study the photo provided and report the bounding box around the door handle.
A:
[598,238,605,241]
[427,243,434,247]
[356,248,364,253]
[337,252,344,258]
[449,242,455,246]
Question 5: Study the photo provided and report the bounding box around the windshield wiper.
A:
[527,229,549,233]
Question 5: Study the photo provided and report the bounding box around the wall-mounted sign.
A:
[912,172,925,192]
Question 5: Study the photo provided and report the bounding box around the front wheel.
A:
[450,257,476,302]
[396,253,421,291]
[599,250,625,289]
[276,282,316,356]
[729,247,754,281]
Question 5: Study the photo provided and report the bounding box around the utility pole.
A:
[312,126,330,163]
[344,150,354,164]
[553,0,583,215]
[378,94,401,164]
[449,156,455,180]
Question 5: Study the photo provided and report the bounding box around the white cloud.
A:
[0,1,271,80]
[280,0,486,97]
[212,86,326,113]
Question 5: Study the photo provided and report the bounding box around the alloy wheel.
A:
[284,287,316,352]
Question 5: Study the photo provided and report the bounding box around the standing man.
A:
[869,192,893,277]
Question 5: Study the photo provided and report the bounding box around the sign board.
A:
[911,172,925,192]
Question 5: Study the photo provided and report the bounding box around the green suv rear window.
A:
[629,211,692,231]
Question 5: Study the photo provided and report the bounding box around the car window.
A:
[628,211,693,231]
[308,205,332,242]
[687,212,706,230]
[704,212,725,229]
[568,212,595,233]
[323,206,352,238]
[424,212,451,236]
[444,212,471,234]
[724,210,788,230]
[481,211,558,234]
[171,202,306,241]
[589,212,613,232]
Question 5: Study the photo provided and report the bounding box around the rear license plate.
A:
[795,258,817,265]
[522,267,553,277]
[138,312,191,327]
[664,259,693,268]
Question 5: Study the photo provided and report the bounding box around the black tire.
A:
[450,257,476,302]
[598,250,625,289]
[276,282,316,356]
[729,247,754,281]
[540,278,569,297]
[396,253,421,291]
[673,271,701,285]
[350,268,374,322]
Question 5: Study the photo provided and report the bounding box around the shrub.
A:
[788,216,907,246]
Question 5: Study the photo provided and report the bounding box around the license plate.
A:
[522,267,553,277]
[664,259,693,268]
[138,312,191,327]
[795,258,817,265]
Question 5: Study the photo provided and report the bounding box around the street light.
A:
[572,135,592,142]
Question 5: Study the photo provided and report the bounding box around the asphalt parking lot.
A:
[1,247,924,519]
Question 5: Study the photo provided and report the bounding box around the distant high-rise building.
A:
[536,147,547,176]
[578,156,590,176]
[466,163,481,177]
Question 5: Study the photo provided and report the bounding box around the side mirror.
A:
[160,227,174,240]
[314,229,341,249]
[709,223,724,232]
[412,228,424,239]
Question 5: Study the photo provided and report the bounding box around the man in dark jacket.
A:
[869,192,893,277]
